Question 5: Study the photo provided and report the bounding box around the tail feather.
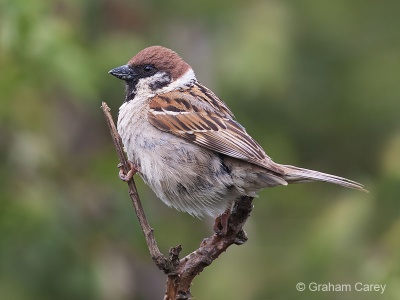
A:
[281,164,368,192]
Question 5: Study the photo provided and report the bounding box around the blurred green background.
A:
[1,0,399,299]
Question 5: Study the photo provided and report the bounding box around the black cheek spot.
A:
[149,74,171,91]
[150,81,168,91]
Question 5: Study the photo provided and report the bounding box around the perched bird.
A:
[109,46,366,227]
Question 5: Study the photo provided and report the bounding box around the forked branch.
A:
[101,102,254,299]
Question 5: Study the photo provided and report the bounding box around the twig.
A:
[101,102,171,271]
[164,196,253,300]
[101,102,254,299]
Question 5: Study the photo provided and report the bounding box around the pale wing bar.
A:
[148,92,285,175]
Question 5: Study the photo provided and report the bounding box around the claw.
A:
[118,161,137,182]
[213,208,231,236]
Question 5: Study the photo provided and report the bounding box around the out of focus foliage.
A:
[0,0,399,299]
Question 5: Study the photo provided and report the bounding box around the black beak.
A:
[108,65,138,81]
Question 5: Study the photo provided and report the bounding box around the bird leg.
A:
[118,160,138,182]
[213,206,232,236]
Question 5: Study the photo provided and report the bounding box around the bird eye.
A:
[143,65,154,72]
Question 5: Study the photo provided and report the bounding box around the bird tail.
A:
[280,164,367,192]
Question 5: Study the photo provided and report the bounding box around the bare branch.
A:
[164,197,253,300]
[102,102,254,299]
[101,102,171,271]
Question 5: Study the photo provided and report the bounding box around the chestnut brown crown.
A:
[127,46,191,80]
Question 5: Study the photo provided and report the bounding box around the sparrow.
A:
[109,46,366,226]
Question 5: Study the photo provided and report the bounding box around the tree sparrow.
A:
[109,46,366,221]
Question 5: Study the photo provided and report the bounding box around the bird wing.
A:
[148,89,285,175]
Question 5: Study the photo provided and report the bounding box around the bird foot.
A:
[213,208,231,236]
[118,161,138,182]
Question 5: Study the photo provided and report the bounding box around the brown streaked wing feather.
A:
[191,82,235,118]
[148,91,285,175]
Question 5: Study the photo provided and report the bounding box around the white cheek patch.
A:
[135,69,197,98]
[134,72,170,98]
[167,69,196,91]
[149,73,171,90]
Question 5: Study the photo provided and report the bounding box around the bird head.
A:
[109,46,195,101]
